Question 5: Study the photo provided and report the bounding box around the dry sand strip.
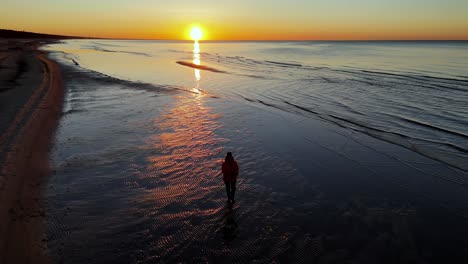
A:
[0,46,64,264]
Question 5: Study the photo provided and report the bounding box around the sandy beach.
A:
[0,39,63,264]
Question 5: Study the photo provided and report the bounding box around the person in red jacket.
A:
[221,152,239,204]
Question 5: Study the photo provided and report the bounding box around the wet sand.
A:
[0,40,63,263]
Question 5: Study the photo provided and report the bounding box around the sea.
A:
[42,40,468,263]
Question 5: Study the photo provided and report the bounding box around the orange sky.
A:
[2,0,467,40]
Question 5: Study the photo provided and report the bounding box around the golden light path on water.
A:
[140,41,227,254]
[141,38,224,227]
[193,40,201,93]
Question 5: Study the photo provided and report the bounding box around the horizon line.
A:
[110,38,468,42]
[2,29,468,42]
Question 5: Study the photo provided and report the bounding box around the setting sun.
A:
[190,27,203,41]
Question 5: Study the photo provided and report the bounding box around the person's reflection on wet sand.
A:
[222,210,239,240]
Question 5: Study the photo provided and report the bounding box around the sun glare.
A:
[190,27,203,41]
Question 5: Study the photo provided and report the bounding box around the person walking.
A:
[221,152,239,204]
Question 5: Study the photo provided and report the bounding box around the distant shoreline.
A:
[0,29,89,39]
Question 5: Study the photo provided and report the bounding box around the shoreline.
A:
[0,40,64,263]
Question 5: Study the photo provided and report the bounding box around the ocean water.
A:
[47,40,468,170]
[42,40,468,263]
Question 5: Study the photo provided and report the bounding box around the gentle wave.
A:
[264,60,302,67]
[82,44,152,57]
[224,56,468,171]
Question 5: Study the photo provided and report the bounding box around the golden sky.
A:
[2,0,467,40]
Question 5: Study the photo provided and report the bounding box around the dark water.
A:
[43,41,468,263]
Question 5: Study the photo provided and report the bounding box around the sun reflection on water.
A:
[142,39,226,210]
[139,87,227,259]
[142,84,226,221]
[193,40,201,93]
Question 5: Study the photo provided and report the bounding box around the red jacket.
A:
[222,159,239,182]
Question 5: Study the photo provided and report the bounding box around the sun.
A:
[190,27,203,41]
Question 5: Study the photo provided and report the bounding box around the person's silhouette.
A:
[221,152,239,204]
